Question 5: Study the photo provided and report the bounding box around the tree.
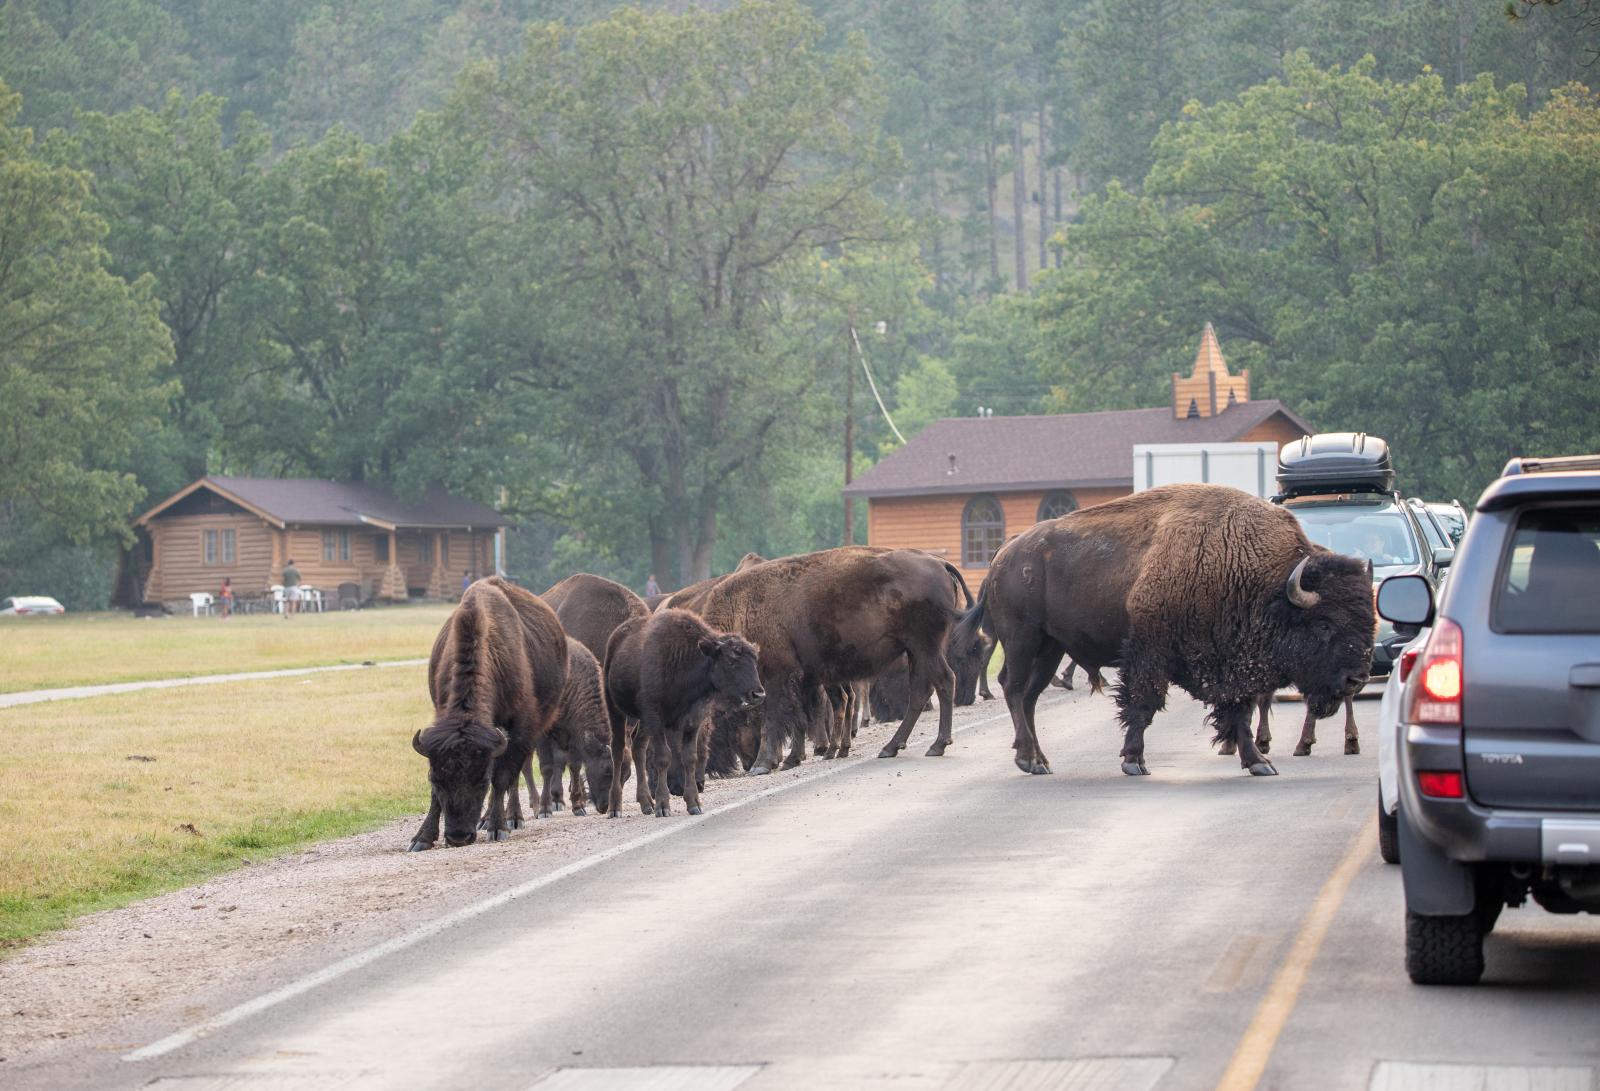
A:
[1031,56,1600,499]
[0,82,172,576]
[453,1,900,584]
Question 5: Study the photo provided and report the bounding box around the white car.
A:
[0,595,66,616]
[1376,626,1429,864]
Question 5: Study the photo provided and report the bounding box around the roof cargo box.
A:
[1276,432,1393,496]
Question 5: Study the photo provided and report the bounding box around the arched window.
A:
[1037,490,1078,522]
[962,494,1005,567]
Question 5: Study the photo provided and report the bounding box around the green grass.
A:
[0,665,439,949]
[0,604,453,693]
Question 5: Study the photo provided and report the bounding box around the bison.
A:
[667,546,972,775]
[542,573,650,664]
[953,484,1373,778]
[409,577,566,850]
[525,638,617,818]
[604,608,765,817]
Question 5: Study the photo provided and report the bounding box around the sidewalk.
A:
[0,658,429,710]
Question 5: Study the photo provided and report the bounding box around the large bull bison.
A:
[604,608,765,817]
[953,484,1373,778]
[667,546,972,775]
[409,577,566,850]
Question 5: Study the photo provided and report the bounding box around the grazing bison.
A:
[409,577,566,850]
[668,547,971,775]
[953,484,1374,778]
[604,608,765,817]
[524,638,617,818]
[542,573,650,664]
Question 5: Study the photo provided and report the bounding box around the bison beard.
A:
[409,577,566,850]
[954,484,1373,778]
[666,547,972,775]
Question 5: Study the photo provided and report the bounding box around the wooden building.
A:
[133,476,508,606]
[843,325,1312,581]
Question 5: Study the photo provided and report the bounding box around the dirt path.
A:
[0,658,428,710]
[0,707,991,1067]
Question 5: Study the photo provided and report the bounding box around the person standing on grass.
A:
[219,577,234,620]
[645,573,661,597]
[282,558,302,618]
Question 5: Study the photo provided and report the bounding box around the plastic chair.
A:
[270,585,285,615]
[302,587,324,613]
[189,592,214,617]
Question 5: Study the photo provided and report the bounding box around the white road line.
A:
[0,658,428,710]
[123,701,1036,1063]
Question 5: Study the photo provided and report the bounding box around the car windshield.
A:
[1286,501,1419,568]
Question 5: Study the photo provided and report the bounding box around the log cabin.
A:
[133,476,509,607]
[843,325,1313,583]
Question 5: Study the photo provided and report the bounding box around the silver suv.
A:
[1376,454,1600,984]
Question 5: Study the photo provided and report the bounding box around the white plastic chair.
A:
[302,587,324,613]
[189,592,214,617]
[270,585,285,614]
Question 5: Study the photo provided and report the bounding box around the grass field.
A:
[0,665,434,948]
[0,605,453,694]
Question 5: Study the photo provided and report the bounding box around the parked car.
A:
[1,595,66,616]
[1425,499,1469,546]
[1406,498,1456,559]
[1377,453,1600,985]
[1273,433,1449,678]
[1376,626,1428,864]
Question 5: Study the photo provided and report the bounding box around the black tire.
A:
[1405,909,1485,985]
[1377,792,1400,865]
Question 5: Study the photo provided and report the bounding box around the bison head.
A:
[946,628,990,707]
[699,634,765,709]
[412,717,508,847]
[579,734,616,814]
[1276,552,1375,717]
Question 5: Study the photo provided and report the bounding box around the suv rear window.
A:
[1494,507,1600,633]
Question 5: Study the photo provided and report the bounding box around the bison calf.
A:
[522,637,618,818]
[604,609,764,817]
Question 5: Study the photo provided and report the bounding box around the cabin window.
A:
[203,530,217,565]
[1037,491,1078,522]
[322,530,350,562]
[221,529,236,564]
[962,495,1006,568]
[418,536,434,564]
[340,530,350,561]
[374,534,390,562]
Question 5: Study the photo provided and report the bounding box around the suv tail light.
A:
[1407,618,1462,725]
[1417,771,1464,799]
[1398,647,1420,683]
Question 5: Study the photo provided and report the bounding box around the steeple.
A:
[1172,322,1250,419]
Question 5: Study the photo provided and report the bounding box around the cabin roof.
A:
[842,400,1311,499]
[136,476,510,530]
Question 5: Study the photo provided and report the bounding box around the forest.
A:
[1,0,1596,604]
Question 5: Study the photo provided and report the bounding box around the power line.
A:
[850,324,907,446]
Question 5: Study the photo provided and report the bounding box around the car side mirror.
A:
[1432,546,1455,568]
[1376,573,1434,627]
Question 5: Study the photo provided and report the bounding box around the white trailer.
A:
[1132,441,1281,498]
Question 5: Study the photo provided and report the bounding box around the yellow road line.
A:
[1215,815,1377,1091]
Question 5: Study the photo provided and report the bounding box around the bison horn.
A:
[411,729,427,756]
[1286,556,1320,609]
[489,726,510,758]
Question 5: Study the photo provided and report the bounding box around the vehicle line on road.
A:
[1214,813,1376,1091]
[122,700,1037,1064]
[0,658,429,710]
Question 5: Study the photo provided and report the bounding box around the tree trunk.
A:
[1053,167,1063,268]
[1037,102,1049,271]
[648,518,674,592]
[843,322,855,546]
[984,111,999,284]
[1012,116,1028,292]
[689,486,717,584]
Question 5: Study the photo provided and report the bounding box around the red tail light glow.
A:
[1407,618,1463,725]
[1398,647,1420,683]
[1417,771,1464,799]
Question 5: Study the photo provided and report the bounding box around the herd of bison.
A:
[407,484,1378,851]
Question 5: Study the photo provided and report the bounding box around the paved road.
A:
[16,689,1600,1090]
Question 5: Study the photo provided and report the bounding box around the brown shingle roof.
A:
[842,400,1310,498]
[140,476,509,529]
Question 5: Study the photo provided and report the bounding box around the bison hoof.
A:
[1029,761,1052,775]
[506,817,524,831]
[1120,759,1150,776]
[687,805,703,815]
[537,809,553,819]
[1013,754,1035,774]
[608,811,620,820]
[925,741,949,757]
[1345,739,1360,755]
[654,805,670,818]
[572,805,587,816]
[1293,744,1312,757]
[748,764,772,776]
[407,839,433,852]
[639,802,653,815]
[877,746,901,759]
[476,818,490,831]
[1218,740,1238,756]
[1258,739,1271,755]
[1248,762,1278,777]
[487,828,510,841]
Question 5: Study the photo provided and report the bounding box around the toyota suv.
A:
[1376,454,1600,984]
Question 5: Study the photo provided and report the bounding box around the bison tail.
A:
[950,578,989,653]
[1087,669,1107,696]
[941,560,974,611]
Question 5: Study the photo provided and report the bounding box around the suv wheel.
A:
[1377,791,1399,865]
[1405,909,1484,985]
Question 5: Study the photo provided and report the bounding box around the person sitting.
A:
[1356,529,1401,566]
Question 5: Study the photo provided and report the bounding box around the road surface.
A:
[11,688,1599,1090]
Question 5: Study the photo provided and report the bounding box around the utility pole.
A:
[843,312,856,546]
